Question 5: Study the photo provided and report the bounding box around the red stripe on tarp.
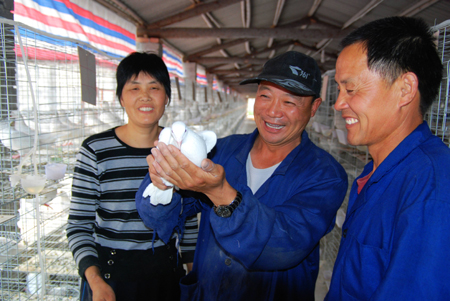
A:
[14,44,118,68]
[55,0,135,40]
[15,2,86,35]
[15,2,135,53]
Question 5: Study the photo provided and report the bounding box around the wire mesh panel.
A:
[0,19,124,300]
[0,18,248,300]
[309,71,368,291]
[426,20,450,146]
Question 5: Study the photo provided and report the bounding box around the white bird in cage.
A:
[0,119,35,158]
[57,111,89,140]
[99,102,124,126]
[26,272,47,296]
[84,110,111,133]
[12,111,74,142]
[58,111,82,128]
[0,117,67,158]
[142,121,217,205]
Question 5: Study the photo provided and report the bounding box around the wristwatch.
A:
[213,191,243,218]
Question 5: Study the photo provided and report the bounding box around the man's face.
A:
[334,43,402,149]
[253,81,321,149]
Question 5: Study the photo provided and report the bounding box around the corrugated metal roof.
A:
[97,0,450,96]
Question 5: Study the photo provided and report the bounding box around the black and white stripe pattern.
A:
[67,128,198,271]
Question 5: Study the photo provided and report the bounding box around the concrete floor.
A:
[235,115,257,134]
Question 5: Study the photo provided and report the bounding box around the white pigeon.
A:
[1,113,69,159]
[143,121,217,205]
[0,119,34,158]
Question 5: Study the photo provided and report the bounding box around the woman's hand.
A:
[150,141,237,206]
[85,266,116,301]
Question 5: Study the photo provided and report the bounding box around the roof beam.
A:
[249,41,294,56]
[398,0,441,17]
[95,0,145,25]
[214,68,262,75]
[195,57,269,64]
[293,41,337,60]
[308,0,324,17]
[342,0,384,29]
[185,39,249,61]
[145,0,244,30]
[204,40,293,71]
[139,27,343,39]
[277,16,318,28]
[267,0,286,48]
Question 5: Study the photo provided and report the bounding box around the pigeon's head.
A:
[171,121,187,149]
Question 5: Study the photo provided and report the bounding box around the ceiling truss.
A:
[95,0,446,95]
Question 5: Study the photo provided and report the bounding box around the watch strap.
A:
[213,191,243,217]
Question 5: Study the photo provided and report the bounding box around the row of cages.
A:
[2,15,448,299]
[0,19,247,300]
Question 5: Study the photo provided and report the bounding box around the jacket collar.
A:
[235,129,313,176]
[347,121,432,219]
[363,121,432,184]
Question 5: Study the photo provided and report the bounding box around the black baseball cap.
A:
[240,51,322,99]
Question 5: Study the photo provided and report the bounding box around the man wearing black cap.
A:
[136,51,348,300]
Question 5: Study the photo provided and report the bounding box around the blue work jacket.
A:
[137,129,347,300]
[326,122,450,300]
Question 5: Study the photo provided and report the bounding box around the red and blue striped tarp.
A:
[14,0,136,58]
[196,65,208,87]
[212,76,219,91]
[162,45,184,78]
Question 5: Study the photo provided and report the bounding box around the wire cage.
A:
[0,18,247,300]
[309,70,371,179]
[426,20,450,146]
[309,70,370,291]
[0,19,125,300]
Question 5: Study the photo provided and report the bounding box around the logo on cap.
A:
[289,65,310,79]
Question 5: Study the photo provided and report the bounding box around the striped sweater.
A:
[66,128,198,277]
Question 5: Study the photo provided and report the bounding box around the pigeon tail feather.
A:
[142,183,174,205]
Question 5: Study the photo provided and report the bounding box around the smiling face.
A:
[120,72,168,129]
[334,43,405,150]
[253,81,321,150]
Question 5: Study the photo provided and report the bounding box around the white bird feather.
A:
[142,121,217,205]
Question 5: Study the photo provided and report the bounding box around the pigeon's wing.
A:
[179,129,207,167]
[198,131,217,153]
[158,127,172,145]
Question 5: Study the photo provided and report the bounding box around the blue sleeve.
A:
[135,173,202,244]
[371,198,450,299]
[209,176,347,271]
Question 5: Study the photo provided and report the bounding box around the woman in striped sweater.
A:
[67,52,198,301]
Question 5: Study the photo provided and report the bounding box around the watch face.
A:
[215,206,232,218]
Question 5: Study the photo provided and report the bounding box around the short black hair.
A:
[115,52,171,104]
[341,16,443,115]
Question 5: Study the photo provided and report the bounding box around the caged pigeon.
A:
[142,121,217,205]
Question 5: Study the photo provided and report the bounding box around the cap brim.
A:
[239,77,261,85]
[240,76,316,97]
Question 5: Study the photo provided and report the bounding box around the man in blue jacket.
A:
[325,17,449,300]
[136,51,348,300]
